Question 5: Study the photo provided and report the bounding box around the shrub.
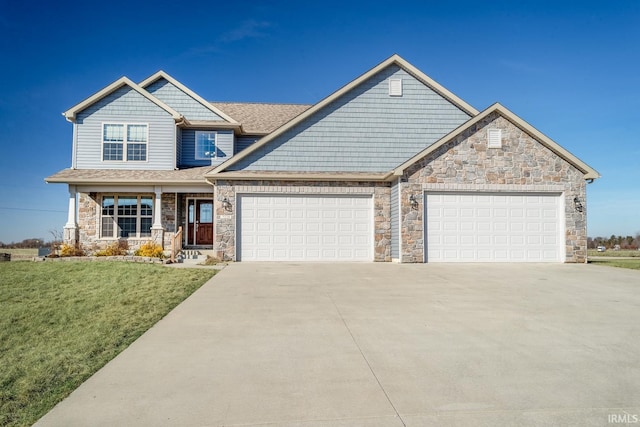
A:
[201,255,223,265]
[94,240,129,257]
[134,242,164,258]
[59,244,85,257]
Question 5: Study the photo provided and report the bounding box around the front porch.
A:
[62,185,220,257]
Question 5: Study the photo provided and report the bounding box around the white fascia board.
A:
[208,54,478,175]
[393,103,600,180]
[63,77,183,122]
[139,71,239,124]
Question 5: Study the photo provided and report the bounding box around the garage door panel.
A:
[443,221,457,231]
[460,221,474,231]
[339,223,353,232]
[238,195,372,261]
[460,235,474,245]
[426,192,561,262]
[256,210,271,219]
[256,223,271,232]
[477,235,491,245]
[273,222,288,232]
[494,222,508,232]
[272,235,288,244]
[477,208,491,218]
[510,235,525,245]
[510,223,524,232]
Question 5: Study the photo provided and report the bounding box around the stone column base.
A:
[151,227,164,248]
[63,226,78,246]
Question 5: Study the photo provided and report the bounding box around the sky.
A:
[0,0,638,243]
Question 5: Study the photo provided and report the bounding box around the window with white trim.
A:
[102,123,148,161]
[101,195,153,238]
[195,131,216,160]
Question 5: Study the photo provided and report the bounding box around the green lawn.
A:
[0,261,216,427]
[589,258,640,270]
[0,248,38,260]
[587,249,640,257]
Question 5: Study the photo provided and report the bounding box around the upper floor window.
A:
[103,123,148,162]
[195,131,216,160]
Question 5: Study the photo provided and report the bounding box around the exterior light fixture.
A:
[222,197,232,211]
[573,197,583,213]
[409,194,419,210]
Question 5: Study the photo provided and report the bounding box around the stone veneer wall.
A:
[400,112,588,263]
[76,192,180,253]
[160,193,176,249]
[77,192,98,250]
[214,180,391,262]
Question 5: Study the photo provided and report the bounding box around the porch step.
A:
[175,249,215,264]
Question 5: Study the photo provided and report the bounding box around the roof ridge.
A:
[210,101,313,106]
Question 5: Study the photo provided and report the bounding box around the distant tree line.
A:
[0,231,62,249]
[588,233,640,250]
[0,238,48,248]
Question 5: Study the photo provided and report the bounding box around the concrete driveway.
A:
[36,263,640,426]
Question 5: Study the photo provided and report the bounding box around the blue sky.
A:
[0,0,638,243]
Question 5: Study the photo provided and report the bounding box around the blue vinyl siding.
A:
[145,78,223,121]
[235,135,261,153]
[179,129,234,167]
[390,178,399,259]
[230,65,471,172]
[75,86,176,170]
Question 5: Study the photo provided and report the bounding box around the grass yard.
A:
[587,249,640,257]
[1,249,38,260]
[0,261,216,427]
[589,258,640,270]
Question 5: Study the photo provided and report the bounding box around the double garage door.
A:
[238,195,373,261]
[425,192,562,262]
[236,192,563,262]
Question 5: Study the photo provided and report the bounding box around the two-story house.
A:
[46,55,599,263]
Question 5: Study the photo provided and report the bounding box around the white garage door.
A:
[425,192,562,262]
[238,195,373,261]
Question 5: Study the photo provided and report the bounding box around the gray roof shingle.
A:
[211,102,311,134]
[45,166,214,184]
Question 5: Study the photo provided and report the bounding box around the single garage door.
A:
[425,192,562,262]
[238,194,373,261]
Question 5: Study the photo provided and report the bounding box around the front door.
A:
[187,200,213,245]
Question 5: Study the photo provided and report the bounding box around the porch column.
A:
[151,186,164,246]
[63,185,78,245]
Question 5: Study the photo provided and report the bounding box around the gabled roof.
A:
[207,54,478,177]
[139,71,239,124]
[63,77,182,122]
[393,102,600,180]
[211,102,312,134]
